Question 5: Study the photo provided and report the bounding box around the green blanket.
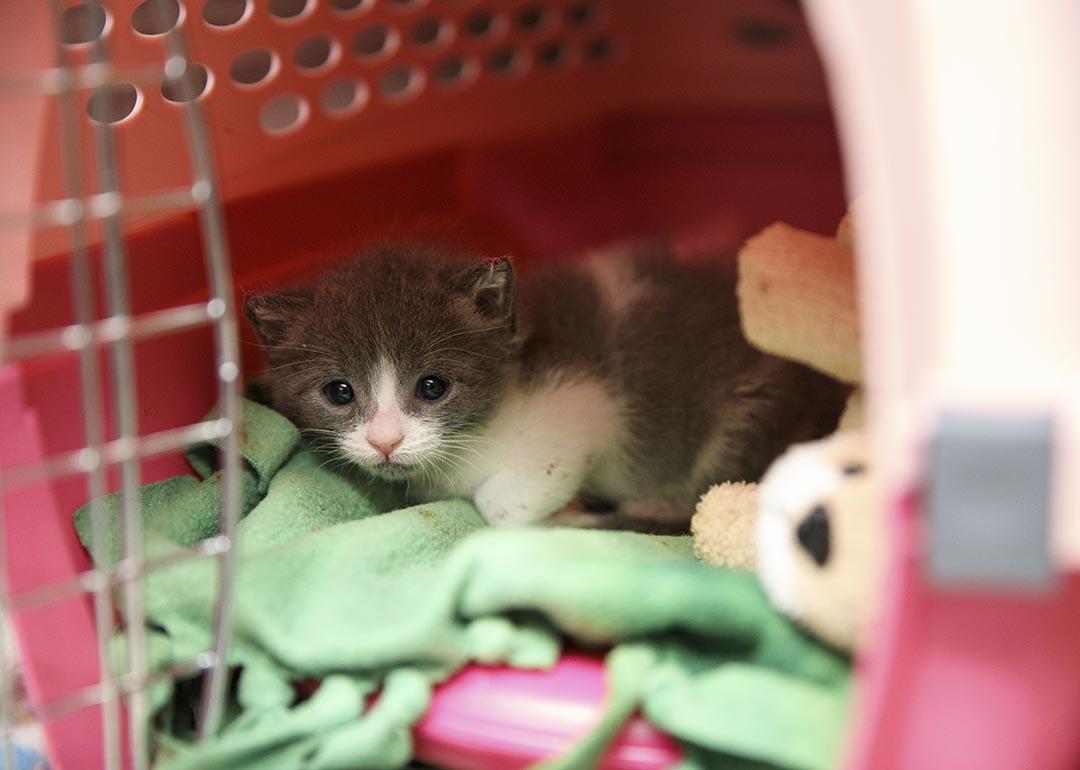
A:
[75,400,850,770]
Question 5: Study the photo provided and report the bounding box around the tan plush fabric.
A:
[736,223,861,384]
[837,390,865,431]
[835,196,864,248]
[691,482,758,570]
[835,209,855,247]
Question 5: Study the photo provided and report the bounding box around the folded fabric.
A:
[75,400,850,770]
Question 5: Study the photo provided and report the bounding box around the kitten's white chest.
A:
[415,374,621,525]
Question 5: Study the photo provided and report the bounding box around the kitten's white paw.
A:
[473,472,576,528]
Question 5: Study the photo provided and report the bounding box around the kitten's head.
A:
[245,243,517,480]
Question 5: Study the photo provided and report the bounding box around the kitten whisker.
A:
[261,358,333,373]
[436,441,488,463]
[275,366,335,382]
[437,452,481,476]
[424,455,455,492]
[434,347,504,361]
[300,427,341,437]
[414,455,435,492]
[439,433,495,447]
[420,326,493,354]
[435,447,480,478]
[244,338,337,354]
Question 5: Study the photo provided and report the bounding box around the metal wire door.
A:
[0,1,242,767]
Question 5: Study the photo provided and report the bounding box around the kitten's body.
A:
[246,242,846,530]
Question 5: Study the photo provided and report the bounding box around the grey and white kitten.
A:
[245,242,846,531]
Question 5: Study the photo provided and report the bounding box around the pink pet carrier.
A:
[1,0,1078,769]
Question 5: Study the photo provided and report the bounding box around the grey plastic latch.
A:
[928,412,1054,588]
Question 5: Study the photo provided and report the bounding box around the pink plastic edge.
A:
[413,650,681,770]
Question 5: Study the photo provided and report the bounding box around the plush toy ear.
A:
[243,290,310,346]
[457,257,515,323]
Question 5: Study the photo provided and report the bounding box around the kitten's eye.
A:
[416,375,449,402]
[322,380,355,406]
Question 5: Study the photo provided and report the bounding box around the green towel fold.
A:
[75,399,850,770]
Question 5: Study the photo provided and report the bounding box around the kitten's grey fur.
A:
[246,242,846,531]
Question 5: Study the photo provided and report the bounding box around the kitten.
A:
[245,242,846,531]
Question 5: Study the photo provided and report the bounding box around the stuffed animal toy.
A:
[754,431,881,651]
[692,205,884,652]
[737,216,862,426]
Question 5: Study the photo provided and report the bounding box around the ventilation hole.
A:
[411,17,450,47]
[463,9,499,38]
[161,62,210,102]
[131,0,181,35]
[330,0,371,12]
[87,83,141,124]
[230,48,278,86]
[295,35,340,71]
[269,0,311,20]
[733,19,794,47]
[536,40,569,68]
[260,94,308,134]
[202,0,248,26]
[321,77,369,116]
[61,3,109,45]
[515,4,550,32]
[354,25,397,59]
[486,47,525,76]
[585,35,614,62]
[566,1,596,26]
[433,54,476,88]
[378,65,423,101]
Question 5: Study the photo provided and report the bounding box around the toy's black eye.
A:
[416,375,449,401]
[322,380,355,405]
[796,504,831,567]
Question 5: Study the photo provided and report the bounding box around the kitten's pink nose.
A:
[367,434,403,458]
[366,411,404,459]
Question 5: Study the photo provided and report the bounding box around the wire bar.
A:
[4,301,216,363]
[7,534,230,617]
[34,653,217,723]
[0,186,198,232]
[0,416,231,495]
[150,0,244,741]
[41,1,127,766]
[76,7,154,761]
[0,63,166,97]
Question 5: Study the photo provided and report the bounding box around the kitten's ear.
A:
[458,256,515,322]
[243,290,310,346]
